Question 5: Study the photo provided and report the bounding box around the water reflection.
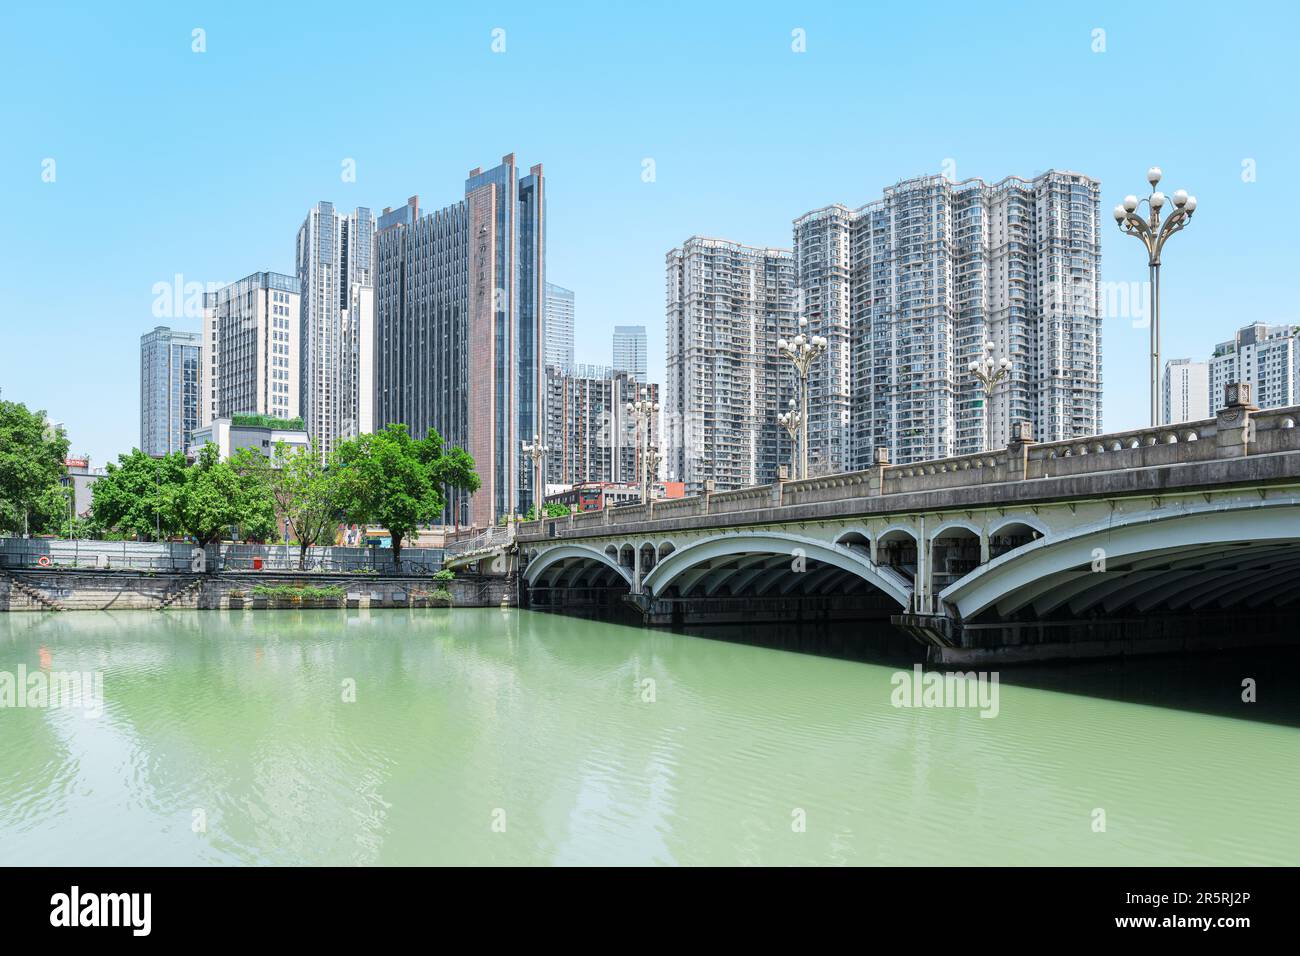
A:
[0,609,1296,866]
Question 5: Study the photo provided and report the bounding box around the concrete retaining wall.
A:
[0,569,515,612]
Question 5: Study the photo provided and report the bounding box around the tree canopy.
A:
[89,449,186,540]
[334,424,476,565]
[0,400,71,536]
[241,438,342,567]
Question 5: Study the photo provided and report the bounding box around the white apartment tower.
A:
[1163,358,1210,424]
[201,272,301,427]
[793,206,853,474]
[665,237,797,492]
[297,202,376,459]
[1209,322,1300,412]
[797,171,1103,468]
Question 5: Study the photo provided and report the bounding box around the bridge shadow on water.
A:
[556,606,1300,729]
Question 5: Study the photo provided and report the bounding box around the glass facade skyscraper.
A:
[140,326,202,456]
[544,283,575,374]
[374,155,546,527]
[612,325,647,381]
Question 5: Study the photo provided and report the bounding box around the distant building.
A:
[796,171,1103,468]
[544,366,659,487]
[297,202,376,461]
[188,414,310,461]
[374,154,546,527]
[546,480,685,512]
[1163,358,1210,424]
[140,326,202,456]
[545,283,575,374]
[612,325,647,381]
[62,457,103,518]
[201,271,300,427]
[1209,323,1300,413]
[665,237,797,493]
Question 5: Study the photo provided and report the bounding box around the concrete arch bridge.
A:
[454,399,1300,663]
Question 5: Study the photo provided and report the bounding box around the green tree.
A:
[0,400,70,537]
[165,444,275,546]
[90,449,186,540]
[241,439,342,568]
[426,435,480,531]
[335,424,446,568]
[525,502,570,520]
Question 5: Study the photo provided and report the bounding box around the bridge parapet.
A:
[517,402,1300,542]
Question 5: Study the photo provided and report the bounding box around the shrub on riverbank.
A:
[251,584,345,602]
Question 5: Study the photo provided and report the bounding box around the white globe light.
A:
[798,316,808,328]
[777,338,788,350]
[795,334,806,346]
[788,398,796,408]
[626,403,634,413]
[1147,166,1162,185]
[999,357,1012,369]
[1172,189,1188,207]
[1150,191,1166,209]
[1113,204,1127,221]
[1184,196,1197,213]
[967,361,978,372]
[1123,195,1139,212]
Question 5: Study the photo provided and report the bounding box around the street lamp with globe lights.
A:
[1114,166,1198,426]
[521,434,548,521]
[968,341,1012,453]
[777,317,827,480]
[626,390,660,504]
[776,399,801,480]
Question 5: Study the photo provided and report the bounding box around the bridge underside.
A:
[929,539,1300,664]
[635,552,902,626]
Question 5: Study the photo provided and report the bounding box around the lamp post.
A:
[777,317,827,480]
[521,434,548,520]
[626,389,660,504]
[968,340,1012,453]
[1114,166,1198,426]
[776,398,801,479]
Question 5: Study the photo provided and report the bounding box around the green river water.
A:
[0,608,1296,866]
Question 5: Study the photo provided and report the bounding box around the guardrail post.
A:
[1215,383,1258,460]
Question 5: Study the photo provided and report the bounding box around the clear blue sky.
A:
[2,0,1297,466]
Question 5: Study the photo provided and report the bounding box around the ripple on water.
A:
[0,609,1298,866]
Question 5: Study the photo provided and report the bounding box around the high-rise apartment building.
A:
[374,155,546,527]
[296,202,376,460]
[796,171,1102,467]
[140,326,202,456]
[612,325,647,381]
[544,366,658,487]
[1163,358,1210,424]
[1209,322,1300,412]
[544,283,575,374]
[792,206,853,474]
[200,271,300,427]
[665,237,797,493]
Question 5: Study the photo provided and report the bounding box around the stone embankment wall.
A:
[0,569,515,612]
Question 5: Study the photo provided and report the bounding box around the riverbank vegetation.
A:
[0,400,73,537]
[81,423,478,565]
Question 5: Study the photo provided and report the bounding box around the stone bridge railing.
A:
[518,401,1300,542]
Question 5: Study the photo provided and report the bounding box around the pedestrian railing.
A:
[0,538,444,575]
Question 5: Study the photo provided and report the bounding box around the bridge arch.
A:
[524,544,634,589]
[940,497,1300,621]
[927,518,982,542]
[639,531,911,607]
